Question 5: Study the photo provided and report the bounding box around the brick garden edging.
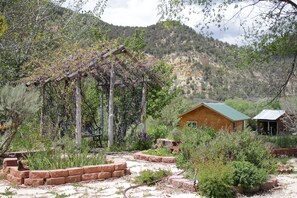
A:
[133,152,176,163]
[2,158,131,187]
[167,174,278,193]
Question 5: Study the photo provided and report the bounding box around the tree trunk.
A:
[40,84,46,136]
[75,77,82,147]
[99,86,104,134]
[141,80,147,134]
[108,65,115,148]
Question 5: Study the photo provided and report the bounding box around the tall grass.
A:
[26,137,106,170]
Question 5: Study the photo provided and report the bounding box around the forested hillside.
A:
[103,21,297,101]
[1,1,296,101]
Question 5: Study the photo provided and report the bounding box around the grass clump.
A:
[26,136,106,170]
[142,148,173,156]
[134,169,171,185]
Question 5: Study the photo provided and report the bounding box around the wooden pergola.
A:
[25,44,162,148]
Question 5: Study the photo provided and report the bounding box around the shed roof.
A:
[253,110,286,120]
[180,102,250,121]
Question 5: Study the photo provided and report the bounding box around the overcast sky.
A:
[65,0,247,45]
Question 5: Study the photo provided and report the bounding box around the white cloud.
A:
[83,0,160,27]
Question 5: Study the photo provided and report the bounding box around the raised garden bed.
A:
[133,151,176,163]
[156,139,181,152]
[2,158,131,186]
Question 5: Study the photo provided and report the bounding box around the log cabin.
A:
[179,103,250,132]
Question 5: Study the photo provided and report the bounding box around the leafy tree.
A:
[159,95,192,128]
[0,84,40,155]
[0,0,107,85]
[148,60,178,118]
[225,97,280,117]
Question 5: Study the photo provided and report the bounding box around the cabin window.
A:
[186,121,197,128]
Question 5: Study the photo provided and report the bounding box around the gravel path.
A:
[0,154,296,198]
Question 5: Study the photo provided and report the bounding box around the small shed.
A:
[253,110,286,135]
[179,103,250,132]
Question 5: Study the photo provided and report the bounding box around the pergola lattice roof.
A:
[24,45,162,86]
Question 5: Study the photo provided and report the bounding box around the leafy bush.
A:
[130,132,153,151]
[232,161,267,190]
[147,124,168,142]
[261,135,297,148]
[176,126,216,169]
[10,117,49,151]
[26,137,106,170]
[197,158,235,198]
[184,129,276,196]
[170,128,183,142]
[134,169,171,185]
[143,148,173,156]
[193,130,276,173]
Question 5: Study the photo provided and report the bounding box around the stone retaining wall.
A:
[271,148,297,157]
[2,158,131,186]
[167,175,278,193]
[133,152,176,163]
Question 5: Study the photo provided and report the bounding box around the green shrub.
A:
[185,129,276,196]
[177,126,216,169]
[10,117,49,151]
[130,132,153,151]
[134,169,171,185]
[193,130,276,173]
[197,158,235,198]
[147,124,168,142]
[232,161,267,190]
[143,148,173,156]
[170,128,183,142]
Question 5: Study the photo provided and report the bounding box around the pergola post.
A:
[141,80,147,134]
[40,83,46,136]
[75,77,82,147]
[99,86,104,134]
[108,65,115,148]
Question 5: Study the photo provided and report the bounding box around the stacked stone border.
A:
[2,158,131,186]
[271,148,297,157]
[133,151,176,163]
[167,175,278,193]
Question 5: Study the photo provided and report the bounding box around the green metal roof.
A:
[204,103,250,121]
[180,102,250,121]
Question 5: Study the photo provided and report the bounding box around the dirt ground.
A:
[0,153,296,198]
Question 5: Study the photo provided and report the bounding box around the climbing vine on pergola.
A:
[24,43,162,148]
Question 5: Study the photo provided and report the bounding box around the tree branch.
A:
[268,52,297,105]
[279,0,297,10]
